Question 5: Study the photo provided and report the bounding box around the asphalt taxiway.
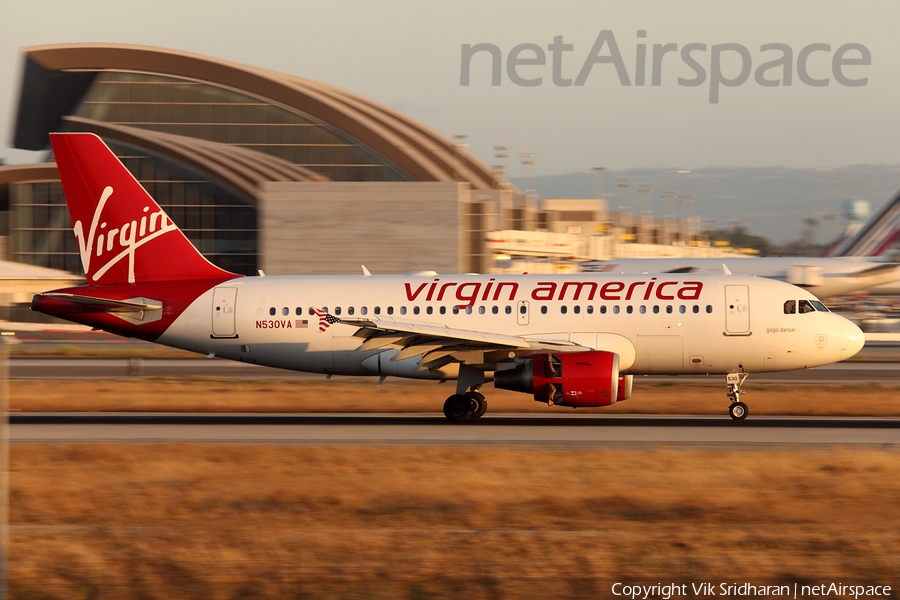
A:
[10,413,899,446]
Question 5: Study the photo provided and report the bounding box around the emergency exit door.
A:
[212,287,238,338]
[724,285,750,334]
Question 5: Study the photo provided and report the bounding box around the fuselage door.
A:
[517,300,530,325]
[724,284,750,334]
[212,287,238,338]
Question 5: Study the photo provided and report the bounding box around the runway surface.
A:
[10,356,900,384]
[10,413,900,446]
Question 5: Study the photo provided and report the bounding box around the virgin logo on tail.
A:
[73,186,179,283]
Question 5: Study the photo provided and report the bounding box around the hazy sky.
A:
[2,0,899,179]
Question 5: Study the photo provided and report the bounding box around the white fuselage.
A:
[156,273,862,378]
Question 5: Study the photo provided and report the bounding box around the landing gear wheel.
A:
[466,391,487,419]
[443,394,474,422]
[725,373,749,421]
[729,401,748,420]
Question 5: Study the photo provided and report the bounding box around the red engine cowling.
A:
[494,351,620,407]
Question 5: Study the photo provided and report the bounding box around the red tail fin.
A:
[50,133,237,284]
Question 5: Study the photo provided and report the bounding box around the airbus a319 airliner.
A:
[32,134,865,421]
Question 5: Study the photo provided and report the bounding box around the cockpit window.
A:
[798,299,815,314]
[783,300,796,314]
[810,300,829,312]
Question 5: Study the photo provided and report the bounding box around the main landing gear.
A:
[726,373,749,420]
[443,365,488,422]
[442,391,487,422]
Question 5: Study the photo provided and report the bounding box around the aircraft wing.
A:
[849,263,900,278]
[332,316,584,371]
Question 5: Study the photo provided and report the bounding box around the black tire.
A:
[466,391,487,419]
[443,394,473,422]
[729,401,748,420]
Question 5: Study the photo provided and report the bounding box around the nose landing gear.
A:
[726,373,749,420]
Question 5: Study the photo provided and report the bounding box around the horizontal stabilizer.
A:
[39,293,162,311]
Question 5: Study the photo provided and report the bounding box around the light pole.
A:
[493,144,508,177]
[520,152,537,211]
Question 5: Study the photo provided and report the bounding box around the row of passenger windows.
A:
[266,304,715,316]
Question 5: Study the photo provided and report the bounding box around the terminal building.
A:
[1,43,516,281]
[0,43,737,319]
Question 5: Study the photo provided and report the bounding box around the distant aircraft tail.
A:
[50,133,237,284]
[828,187,900,258]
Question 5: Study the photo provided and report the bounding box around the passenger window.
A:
[574,306,581,314]
[335,307,342,316]
[799,300,815,314]
[492,306,499,314]
[387,307,394,315]
[413,306,419,315]
[400,307,407,315]
[361,307,368,315]
[784,300,796,314]
[479,306,485,314]
[653,305,659,314]
[520,305,527,314]
[541,306,547,314]
[465,306,472,314]
[440,307,446,315]
[706,305,712,313]
[506,306,512,314]
[308,308,315,316]
[626,306,633,314]
[613,306,620,314]
[269,307,276,316]
[295,307,302,316]
[426,306,433,315]
[348,307,355,315]
[692,305,699,314]
[600,306,607,314]
[561,306,567,314]
[666,305,673,314]
[374,307,381,315]
[453,306,460,314]
[639,306,646,314]
[679,305,686,314]
[587,306,594,314]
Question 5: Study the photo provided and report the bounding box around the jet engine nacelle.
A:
[494,351,620,407]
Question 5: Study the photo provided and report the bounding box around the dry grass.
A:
[10,377,900,416]
[8,445,900,598]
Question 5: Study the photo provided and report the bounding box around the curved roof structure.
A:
[65,117,327,200]
[16,43,507,191]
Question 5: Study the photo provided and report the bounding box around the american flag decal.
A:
[311,308,339,332]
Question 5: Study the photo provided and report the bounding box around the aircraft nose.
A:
[840,319,865,361]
